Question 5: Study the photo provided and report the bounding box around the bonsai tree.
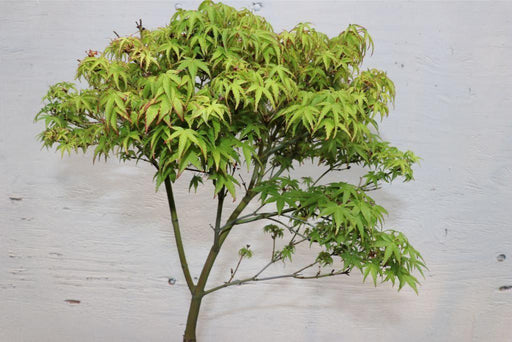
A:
[35,1,426,340]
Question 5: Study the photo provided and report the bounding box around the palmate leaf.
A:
[107,62,129,90]
[178,57,211,82]
[169,127,207,159]
[189,174,204,192]
[158,39,182,62]
[99,90,132,130]
[240,141,255,170]
[210,172,239,199]
[225,79,245,109]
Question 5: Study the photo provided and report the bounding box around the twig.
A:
[185,167,210,175]
[213,188,225,251]
[280,214,318,231]
[271,238,276,260]
[360,185,381,192]
[238,173,248,192]
[293,261,319,275]
[311,164,351,187]
[228,254,244,283]
[226,207,297,227]
[135,19,145,34]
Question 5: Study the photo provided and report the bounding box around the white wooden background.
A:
[1,1,512,341]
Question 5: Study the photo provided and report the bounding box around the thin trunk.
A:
[181,226,222,341]
[183,295,202,342]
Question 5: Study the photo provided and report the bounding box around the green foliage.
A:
[35,0,424,293]
[263,224,284,239]
[238,245,253,258]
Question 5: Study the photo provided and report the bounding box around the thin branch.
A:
[164,178,195,293]
[271,238,276,260]
[288,230,300,248]
[228,254,244,283]
[135,19,145,35]
[228,202,266,224]
[293,261,319,275]
[360,185,382,192]
[203,262,349,295]
[253,259,276,279]
[263,163,277,178]
[238,173,248,192]
[294,269,350,279]
[312,167,333,187]
[252,237,308,279]
[213,188,225,252]
[311,164,351,187]
[269,164,287,179]
[280,214,318,231]
[185,167,210,175]
[226,207,297,228]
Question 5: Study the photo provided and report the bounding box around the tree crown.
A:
[36,0,425,292]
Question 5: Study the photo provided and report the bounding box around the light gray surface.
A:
[1,1,512,341]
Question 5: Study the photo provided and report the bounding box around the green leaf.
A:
[241,142,254,170]
[145,105,159,131]
[382,246,393,265]
[178,57,210,82]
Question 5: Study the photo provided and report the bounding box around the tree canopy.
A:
[36,0,425,295]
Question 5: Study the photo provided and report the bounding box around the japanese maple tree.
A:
[35,1,425,341]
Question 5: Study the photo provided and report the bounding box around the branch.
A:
[271,236,276,260]
[213,188,225,252]
[227,202,266,224]
[203,260,349,295]
[294,269,350,279]
[184,167,210,175]
[164,178,195,293]
[135,19,145,35]
[228,253,244,283]
[293,261,319,275]
[238,173,248,192]
[227,207,297,227]
[280,214,318,230]
[360,184,382,192]
[311,164,351,187]
[268,163,287,180]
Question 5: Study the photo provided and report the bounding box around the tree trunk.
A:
[183,295,203,342]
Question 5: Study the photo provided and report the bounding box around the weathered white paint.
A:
[1,1,512,341]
